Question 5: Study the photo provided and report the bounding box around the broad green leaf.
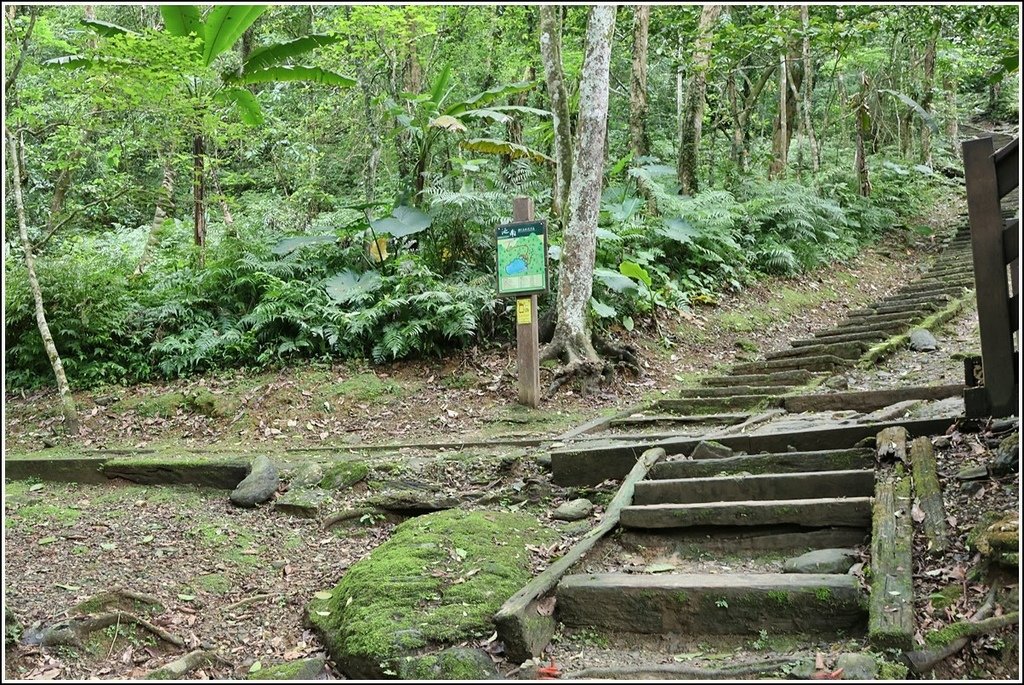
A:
[596,227,622,242]
[658,217,698,244]
[603,197,643,223]
[325,270,383,304]
[271,235,337,256]
[313,590,333,600]
[100,542,117,551]
[81,19,135,37]
[233,65,356,88]
[202,5,266,67]
[445,80,535,117]
[216,87,264,125]
[159,5,202,38]
[622,316,635,332]
[29,483,44,491]
[177,594,196,601]
[459,138,554,165]
[548,245,562,261]
[590,298,616,318]
[43,54,130,69]
[619,260,652,288]
[370,206,431,238]
[459,108,511,124]
[429,115,467,132]
[594,267,639,293]
[429,65,452,107]
[482,105,551,118]
[912,164,934,175]
[249,662,262,673]
[878,89,939,133]
[243,34,339,71]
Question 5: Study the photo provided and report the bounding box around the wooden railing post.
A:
[513,197,541,408]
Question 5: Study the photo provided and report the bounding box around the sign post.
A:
[496,197,547,408]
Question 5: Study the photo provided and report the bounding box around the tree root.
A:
[563,655,796,679]
[220,594,271,613]
[23,611,184,649]
[146,649,234,679]
[542,331,641,397]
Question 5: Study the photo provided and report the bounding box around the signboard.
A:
[496,220,548,296]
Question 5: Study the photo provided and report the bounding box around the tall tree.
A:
[539,6,572,223]
[676,4,721,195]
[854,71,872,197]
[629,5,650,159]
[800,4,819,173]
[542,5,616,384]
[919,21,938,165]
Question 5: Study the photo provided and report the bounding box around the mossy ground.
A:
[307,508,556,677]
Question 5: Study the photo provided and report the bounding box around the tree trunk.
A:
[135,159,174,275]
[210,167,234,237]
[944,74,960,160]
[769,51,788,179]
[628,5,650,159]
[503,65,534,170]
[800,4,819,173]
[192,134,206,267]
[919,26,938,165]
[539,6,573,224]
[676,4,721,195]
[361,82,382,204]
[542,5,616,374]
[728,72,744,171]
[6,128,79,435]
[855,71,872,197]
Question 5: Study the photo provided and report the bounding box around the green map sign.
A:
[496,220,547,296]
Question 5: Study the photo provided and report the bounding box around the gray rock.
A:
[823,375,850,390]
[288,462,325,489]
[366,489,460,515]
[909,328,938,352]
[783,548,859,574]
[691,440,733,460]
[275,488,330,518]
[248,656,327,680]
[230,456,279,507]
[956,465,989,481]
[399,647,500,680]
[559,520,593,536]
[991,417,1019,434]
[933,435,951,448]
[535,453,553,469]
[789,658,817,680]
[836,652,878,680]
[991,432,1019,477]
[553,498,594,521]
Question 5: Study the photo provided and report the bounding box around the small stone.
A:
[991,432,1019,477]
[908,328,938,352]
[399,647,500,680]
[823,375,850,390]
[690,440,733,460]
[288,462,325,489]
[552,498,594,521]
[270,560,288,570]
[535,453,553,469]
[956,465,989,481]
[932,436,951,449]
[275,488,330,518]
[230,456,279,508]
[783,548,859,574]
[836,652,878,680]
[990,417,1019,434]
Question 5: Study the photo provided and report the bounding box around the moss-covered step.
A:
[4,455,109,484]
[619,497,872,529]
[835,310,928,328]
[847,300,942,318]
[700,369,822,387]
[101,457,249,489]
[763,341,869,362]
[621,526,869,556]
[649,448,874,479]
[730,355,853,375]
[676,385,795,399]
[868,468,915,651]
[633,470,874,505]
[555,572,866,636]
[789,331,887,348]
[780,384,963,413]
[608,413,750,428]
[811,321,910,339]
[651,395,777,415]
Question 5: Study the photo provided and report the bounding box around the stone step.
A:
[652,395,775,414]
[555,572,866,636]
[677,385,794,398]
[836,310,926,328]
[633,469,875,505]
[731,354,852,374]
[764,341,868,362]
[790,331,887,347]
[812,321,909,338]
[620,497,872,529]
[608,413,750,428]
[650,448,874,479]
[848,300,943,317]
[701,370,823,387]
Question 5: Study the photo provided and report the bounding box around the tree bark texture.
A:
[539,6,573,223]
[628,5,650,159]
[920,25,938,165]
[769,48,802,179]
[855,71,872,197]
[676,4,721,195]
[192,133,206,267]
[800,4,819,172]
[544,5,616,368]
[135,159,175,275]
[5,128,79,434]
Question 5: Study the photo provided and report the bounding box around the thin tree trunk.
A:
[769,51,788,178]
[800,4,819,173]
[920,26,937,165]
[543,5,616,369]
[676,4,721,195]
[855,71,872,197]
[539,6,573,224]
[6,128,79,435]
[135,159,174,275]
[628,5,650,159]
[210,167,234,237]
[361,82,382,204]
[503,65,534,170]
[728,72,744,171]
[192,134,206,267]
[944,74,960,160]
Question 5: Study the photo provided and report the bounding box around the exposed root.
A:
[220,594,271,613]
[593,334,641,373]
[542,329,640,397]
[563,655,796,679]
[22,611,183,649]
[146,649,234,679]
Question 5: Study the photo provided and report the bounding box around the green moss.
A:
[189,389,238,418]
[928,584,962,610]
[400,648,496,680]
[767,590,791,606]
[307,509,556,677]
[673,591,689,605]
[320,461,369,490]
[814,587,832,602]
[246,659,322,680]
[328,373,417,404]
[196,573,231,595]
[735,338,759,353]
[441,372,477,390]
[14,502,82,526]
[120,392,188,418]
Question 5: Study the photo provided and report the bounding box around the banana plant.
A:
[48,5,356,265]
[385,65,552,204]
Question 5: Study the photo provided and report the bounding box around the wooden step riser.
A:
[764,342,867,362]
[556,573,866,636]
[620,526,869,555]
[790,331,886,347]
[676,385,794,399]
[813,321,909,338]
[701,370,823,387]
[837,311,927,328]
[621,497,872,529]
[633,470,874,505]
[650,449,873,479]
[732,355,852,374]
[652,396,773,414]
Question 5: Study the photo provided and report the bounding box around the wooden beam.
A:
[994,138,1018,199]
[513,197,540,408]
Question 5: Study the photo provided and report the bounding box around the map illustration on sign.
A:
[496,221,547,296]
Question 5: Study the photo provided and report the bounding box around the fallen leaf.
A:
[911,502,926,523]
[37,537,57,546]
[177,594,196,602]
[811,669,844,680]
[313,591,333,601]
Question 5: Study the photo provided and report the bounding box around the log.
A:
[494,447,665,662]
[868,467,915,650]
[145,649,225,679]
[876,426,908,465]
[909,437,950,552]
[564,655,797,679]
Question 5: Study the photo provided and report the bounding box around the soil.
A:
[4,190,1019,681]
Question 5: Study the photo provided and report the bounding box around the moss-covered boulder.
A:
[320,461,369,490]
[247,656,326,680]
[275,488,330,518]
[307,509,555,679]
[398,647,499,680]
[5,605,21,646]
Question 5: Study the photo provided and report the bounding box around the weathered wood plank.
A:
[868,469,915,650]
[652,395,778,414]
[782,384,963,414]
[493,447,665,662]
[876,426,908,464]
[909,437,950,553]
[620,497,872,529]
[633,469,874,505]
[994,137,1018,198]
[677,385,794,398]
[731,354,853,374]
[791,331,887,348]
[609,413,749,427]
[701,369,822,386]
[765,341,869,361]
[555,572,866,636]
[649,449,873,479]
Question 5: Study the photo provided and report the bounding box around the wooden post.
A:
[963,137,1016,417]
[513,197,540,408]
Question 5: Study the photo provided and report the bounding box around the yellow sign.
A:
[516,298,532,325]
